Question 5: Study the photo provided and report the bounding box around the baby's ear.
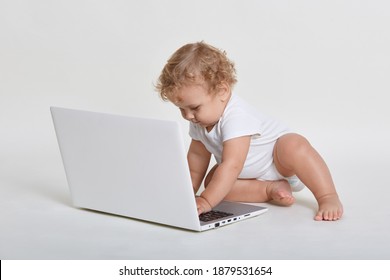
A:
[217,81,231,101]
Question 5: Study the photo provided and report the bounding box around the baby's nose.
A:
[184,111,195,120]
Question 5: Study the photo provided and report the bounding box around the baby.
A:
[155,41,343,221]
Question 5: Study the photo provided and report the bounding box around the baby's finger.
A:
[197,206,204,215]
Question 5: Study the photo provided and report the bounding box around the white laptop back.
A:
[51,107,267,231]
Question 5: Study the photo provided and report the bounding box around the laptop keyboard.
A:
[199,210,234,222]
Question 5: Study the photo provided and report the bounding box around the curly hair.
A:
[155,42,237,101]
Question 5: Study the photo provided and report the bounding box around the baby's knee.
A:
[279,133,312,156]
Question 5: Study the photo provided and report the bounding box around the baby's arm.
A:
[187,139,211,194]
[197,136,251,214]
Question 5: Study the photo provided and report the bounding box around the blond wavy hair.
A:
[155,42,237,101]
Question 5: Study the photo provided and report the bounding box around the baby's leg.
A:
[204,165,294,206]
[226,179,295,206]
[273,133,343,221]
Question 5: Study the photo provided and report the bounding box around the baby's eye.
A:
[191,106,200,111]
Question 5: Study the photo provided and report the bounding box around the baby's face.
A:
[169,84,229,132]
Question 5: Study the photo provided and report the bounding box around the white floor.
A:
[1,141,389,260]
[1,0,390,261]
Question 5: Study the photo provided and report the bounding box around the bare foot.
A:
[315,193,343,221]
[266,180,295,206]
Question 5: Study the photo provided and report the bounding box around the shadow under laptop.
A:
[75,207,199,232]
[31,182,72,207]
[26,181,187,231]
[31,183,191,231]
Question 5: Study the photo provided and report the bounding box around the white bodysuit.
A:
[189,94,290,181]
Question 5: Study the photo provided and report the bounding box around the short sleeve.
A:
[220,110,263,142]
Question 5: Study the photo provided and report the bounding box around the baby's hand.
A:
[196,196,212,215]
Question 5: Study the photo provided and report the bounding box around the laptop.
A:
[50,107,268,231]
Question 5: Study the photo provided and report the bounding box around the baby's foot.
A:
[266,180,295,206]
[315,193,343,221]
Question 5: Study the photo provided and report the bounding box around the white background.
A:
[1,0,390,260]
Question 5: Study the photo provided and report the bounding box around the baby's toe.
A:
[314,211,324,221]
